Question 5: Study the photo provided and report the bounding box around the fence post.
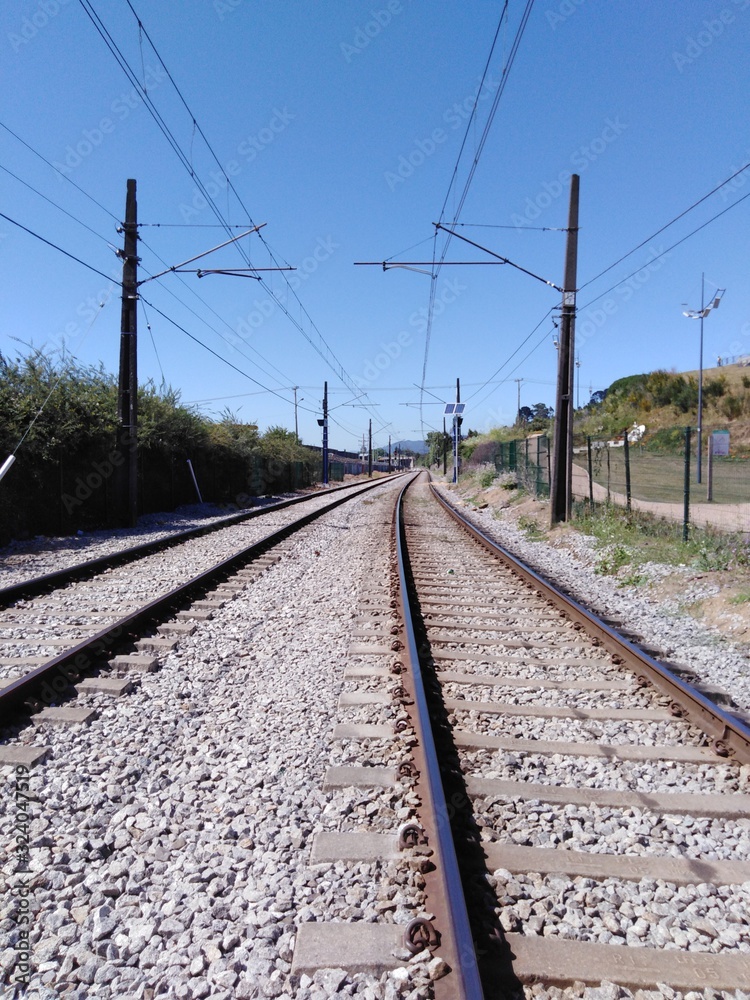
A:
[587,436,594,507]
[706,433,714,502]
[683,426,691,541]
[623,429,631,512]
[536,436,542,498]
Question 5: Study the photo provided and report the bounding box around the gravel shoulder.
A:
[0,480,426,999]
[433,480,750,716]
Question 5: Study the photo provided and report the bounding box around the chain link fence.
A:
[574,428,749,535]
[471,435,551,499]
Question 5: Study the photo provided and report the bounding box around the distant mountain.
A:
[393,439,428,455]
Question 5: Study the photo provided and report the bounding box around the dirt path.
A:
[571,463,750,533]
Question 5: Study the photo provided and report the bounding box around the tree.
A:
[529,402,553,431]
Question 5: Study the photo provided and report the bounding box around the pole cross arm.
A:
[138,223,267,285]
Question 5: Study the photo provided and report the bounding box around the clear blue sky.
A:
[2,0,749,453]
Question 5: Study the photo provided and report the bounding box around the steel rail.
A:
[0,474,404,727]
[394,474,484,999]
[429,480,750,765]
[0,474,405,606]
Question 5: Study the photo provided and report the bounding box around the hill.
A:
[461,360,750,461]
[576,361,750,454]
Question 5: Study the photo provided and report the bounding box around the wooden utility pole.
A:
[117,179,138,527]
[550,175,579,525]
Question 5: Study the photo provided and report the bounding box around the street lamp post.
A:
[682,276,725,484]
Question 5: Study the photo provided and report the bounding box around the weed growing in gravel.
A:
[729,592,750,605]
[594,543,631,576]
[517,515,546,541]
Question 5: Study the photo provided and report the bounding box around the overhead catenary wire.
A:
[418,0,536,433]
[578,186,750,313]
[0,120,120,223]
[138,295,321,414]
[108,0,387,433]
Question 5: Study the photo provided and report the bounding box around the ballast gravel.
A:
[0,479,434,999]
[433,484,750,715]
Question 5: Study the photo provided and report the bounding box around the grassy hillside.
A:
[462,360,750,461]
[575,363,750,454]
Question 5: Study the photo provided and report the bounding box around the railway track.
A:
[384,472,750,997]
[3,469,750,997]
[0,475,402,728]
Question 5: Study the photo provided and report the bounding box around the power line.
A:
[0,211,114,282]
[139,296,320,414]
[419,0,536,431]
[579,186,750,313]
[0,119,119,223]
[0,161,116,247]
[580,158,750,292]
[83,0,386,431]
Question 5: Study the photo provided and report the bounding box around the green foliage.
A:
[573,500,750,574]
[0,347,117,460]
[607,373,650,400]
[517,514,546,540]
[643,426,688,453]
[721,394,743,420]
[258,425,310,463]
[595,543,631,575]
[479,470,495,489]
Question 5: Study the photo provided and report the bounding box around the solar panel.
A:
[444,403,455,415]
[454,403,466,414]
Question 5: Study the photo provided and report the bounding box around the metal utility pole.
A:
[319,381,329,485]
[550,175,580,525]
[514,378,523,426]
[117,178,138,528]
[682,277,725,485]
[453,377,461,484]
[323,382,329,484]
[443,417,447,476]
[368,419,372,477]
[293,386,300,441]
[388,434,391,472]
